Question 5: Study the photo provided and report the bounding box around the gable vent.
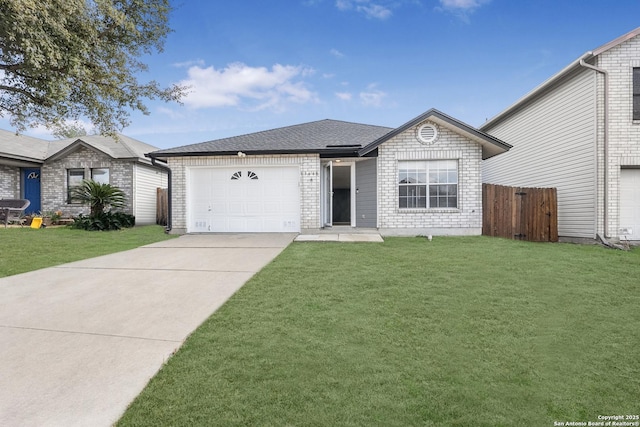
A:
[417,123,439,144]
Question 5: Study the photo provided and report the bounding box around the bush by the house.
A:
[70,212,135,231]
[68,180,134,230]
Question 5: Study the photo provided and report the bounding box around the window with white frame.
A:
[398,160,458,209]
[634,68,640,121]
[91,168,109,184]
[67,169,85,203]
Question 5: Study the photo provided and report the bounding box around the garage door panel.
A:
[262,201,282,214]
[188,166,301,233]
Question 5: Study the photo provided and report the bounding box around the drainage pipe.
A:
[579,59,609,238]
[150,157,172,233]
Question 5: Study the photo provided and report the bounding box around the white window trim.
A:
[397,160,460,211]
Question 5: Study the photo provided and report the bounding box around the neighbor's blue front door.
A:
[23,168,41,214]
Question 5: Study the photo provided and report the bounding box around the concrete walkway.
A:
[0,233,295,427]
[294,233,384,242]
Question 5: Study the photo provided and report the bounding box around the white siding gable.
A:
[482,69,597,239]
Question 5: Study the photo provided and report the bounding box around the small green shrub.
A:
[70,212,135,231]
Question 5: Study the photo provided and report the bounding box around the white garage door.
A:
[188,166,300,233]
[620,169,640,240]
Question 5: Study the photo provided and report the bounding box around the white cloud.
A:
[172,59,205,68]
[335,92,352,101]
[438,0,490,20]
[336,0,392,19]
[179,62,318,110]
[330,48,345,58]
[25,124,57,137]
[14,118,94,139]
[358,3,391,19]
[359,84,386,106]
[157,106,184,119]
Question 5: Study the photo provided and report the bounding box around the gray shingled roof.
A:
[49,134,162,162]
[149,119,394,157]
[360,108,512,160]
[0,131,160,165]
[0,129,50,163]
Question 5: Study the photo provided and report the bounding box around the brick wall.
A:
[42,146,134,216]
[595,35,640,237]
[0,165,20,198]
[377,122,483,236]
[167,154,320,234]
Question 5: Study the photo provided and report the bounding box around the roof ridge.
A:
[591,26,640,56]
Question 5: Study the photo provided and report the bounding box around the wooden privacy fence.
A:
[156,188,168,226]
[482,184,558,242]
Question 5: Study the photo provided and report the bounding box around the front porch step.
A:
[300,226,380,235]
[295,233,383,242]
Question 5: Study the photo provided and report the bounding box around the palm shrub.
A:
[71,179,126,217]
[70,180,134,230]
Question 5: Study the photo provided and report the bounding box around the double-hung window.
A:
[67,169,85,203]
[633,68,640,121]
[398,160,458,209]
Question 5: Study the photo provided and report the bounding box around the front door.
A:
[22,168,41,214]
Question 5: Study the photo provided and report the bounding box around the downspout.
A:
[579,58,609,238]
[150,156,172,233]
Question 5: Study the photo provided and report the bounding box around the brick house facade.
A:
[150,109,510,235]
[0,132,167,224]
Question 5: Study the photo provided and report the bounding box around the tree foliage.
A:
[52,121,88,139]
[0,0,185,135]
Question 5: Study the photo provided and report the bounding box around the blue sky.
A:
[4,1,640,148]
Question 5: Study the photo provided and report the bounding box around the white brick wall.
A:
[594,35,640,238]
[378,122,483,235]
[167,154,320,234]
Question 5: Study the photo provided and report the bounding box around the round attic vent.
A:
[416,122,439,145]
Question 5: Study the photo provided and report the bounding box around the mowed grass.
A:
[0,225,176,277]
[118,237,640,427]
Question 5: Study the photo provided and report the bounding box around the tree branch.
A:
[0,84,47,104]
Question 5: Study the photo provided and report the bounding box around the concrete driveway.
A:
[0,233,295,427]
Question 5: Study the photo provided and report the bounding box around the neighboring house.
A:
[148,109,511,235]
[482,27,640,242]
[0,131,168,224]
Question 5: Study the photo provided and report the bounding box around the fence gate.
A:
[156,188,168,226]
[482,184,558,242]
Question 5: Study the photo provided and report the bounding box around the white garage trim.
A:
[620,168,640,240]
[187,165,301,233]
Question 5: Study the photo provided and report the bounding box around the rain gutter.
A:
[579,57,609,238]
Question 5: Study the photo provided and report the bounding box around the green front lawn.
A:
[0,225,175,277]
[118,237,640,426]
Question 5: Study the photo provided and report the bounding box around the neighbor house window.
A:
[67,169,85,203]
[398,160,458,209]
[91,168,109,184]
[634,68,640,120]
